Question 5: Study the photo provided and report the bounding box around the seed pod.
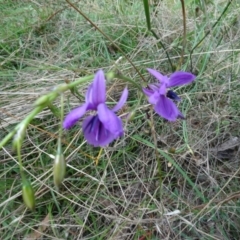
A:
[22,179,35,210]
[53,153,66,189]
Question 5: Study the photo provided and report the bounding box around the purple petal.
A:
[148,91,160,105]
[82,116,116,147]
[154,95,180,121]
[159,83,167,95]
[147,68,168,84]
[167,71,196,88]
[98,103,123,136]
[149,84,160,91]
[91,70,106,105]
[63,103,88,129]
[142,87,155,97]
[84,83,96,109]
[85,83,93,102]
[112,87,128,112]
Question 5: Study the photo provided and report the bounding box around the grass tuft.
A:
[1,0,240,239]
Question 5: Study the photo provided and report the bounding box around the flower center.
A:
[166,90,181,101]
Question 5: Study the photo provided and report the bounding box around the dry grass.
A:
[1,0,240,239]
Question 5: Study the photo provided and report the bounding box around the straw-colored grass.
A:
[1,0,240,239]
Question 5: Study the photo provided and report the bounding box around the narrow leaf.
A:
[143,0,151,30]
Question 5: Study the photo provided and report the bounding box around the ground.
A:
[1,0,240,239]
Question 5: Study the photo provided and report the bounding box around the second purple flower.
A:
[143,68,196,121]
[63,70,128,147]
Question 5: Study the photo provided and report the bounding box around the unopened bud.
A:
[22,179,35,210]
[53,154,66,189]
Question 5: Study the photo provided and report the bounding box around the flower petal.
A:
[91,70,106,105]
[112,87,128,112]
[143,87,155,97]
[63,103,88,129]
[148,90,160,105]
[167,71,196,88]
[147,68,168,84]
[84,83,96,109]
[85,83,93,102]
[98,103,123,136]
[154,95,180,121]
[83,116,116,147]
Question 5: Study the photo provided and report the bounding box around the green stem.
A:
[0,130,16,149]
[143,0,151,30]
[114,73,142,91]
[180,0,186,66]
[142,0,174,71]
[16,140,24,178]
[0,71,139,150]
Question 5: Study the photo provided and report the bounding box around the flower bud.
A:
[22,179,35,210]
[53,153,66,189]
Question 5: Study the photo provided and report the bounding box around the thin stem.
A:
[0,130,17,149]
[65,0,146,83]
[142,0,174,71]
[149,108,162,185]
[16,140,24,178]
[190,0,233,71]
[114,73,142,91]
[180,0,186,66]
[59,94,64,138]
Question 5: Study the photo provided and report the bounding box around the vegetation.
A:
[1,0,240,239]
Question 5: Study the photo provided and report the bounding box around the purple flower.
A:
[63,70,128,147]
[143,68,196,121]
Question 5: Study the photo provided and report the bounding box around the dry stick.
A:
[46,8,65,22]
[65,0,146,83]
[190,0,233,71]
[179,0,186,66]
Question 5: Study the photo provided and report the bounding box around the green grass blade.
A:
[142,0,151,30]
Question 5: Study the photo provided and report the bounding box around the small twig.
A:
[45,8,66,22]
[192,191,240,211]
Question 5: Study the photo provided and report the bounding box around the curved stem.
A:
[0,71,139,149]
